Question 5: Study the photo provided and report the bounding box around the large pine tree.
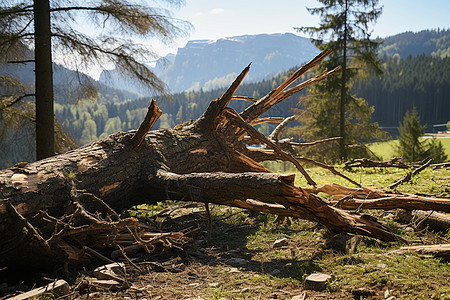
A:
[0,0,189,160]
[294,0,386,161]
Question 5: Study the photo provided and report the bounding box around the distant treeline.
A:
[353,54,450,128]
[55,53,450,146]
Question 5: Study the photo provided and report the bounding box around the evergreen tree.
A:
[295,0,385,161]
[396,107,427,162]
[0,0,189,160]
[427,138,448,163]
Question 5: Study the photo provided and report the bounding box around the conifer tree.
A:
[295,0,385,161]
[0,0,189,160]
[396,107,427,162]
[397,107,448,163]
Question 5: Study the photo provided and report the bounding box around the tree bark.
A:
[34,0,55,159]
[1,50,449,268]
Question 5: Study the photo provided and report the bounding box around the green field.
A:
[368,137,450,161]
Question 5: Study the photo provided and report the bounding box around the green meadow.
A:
[368,137,450,161]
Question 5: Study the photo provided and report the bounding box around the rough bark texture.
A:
[1,50,449,268]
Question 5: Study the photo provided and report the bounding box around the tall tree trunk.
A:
[339,0,349,161]
[34,0,55,160]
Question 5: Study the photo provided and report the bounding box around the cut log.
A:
[1,49,449,269]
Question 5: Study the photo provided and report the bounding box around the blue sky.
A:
[162,0,449,52]
[75,0,450,78]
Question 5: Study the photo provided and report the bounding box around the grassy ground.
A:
[368,137,450,161]
[76,166,450,300]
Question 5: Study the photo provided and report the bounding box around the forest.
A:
[55,53,450,146]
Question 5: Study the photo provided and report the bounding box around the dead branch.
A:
[250,117,285,126]
[388,159,432,189]
[131,99,162,149]
[288,136,342,147]
[269,115,296,141]
[344,157,416,170]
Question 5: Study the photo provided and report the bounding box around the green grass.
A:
[368,137,450,161]
[128,166,450,299]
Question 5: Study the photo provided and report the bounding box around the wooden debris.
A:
[7,280,69,300]
[392,244,450,260]
[93,262,126,282]
[273,238,289,248]
[396,210,450,232]
[344,157,414,170]
[388,159,432,189]
[130,99,162,149]
[310,184,450,213]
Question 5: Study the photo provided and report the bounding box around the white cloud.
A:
[210,8,225,15]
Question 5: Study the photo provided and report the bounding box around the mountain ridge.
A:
[99,32,320,94]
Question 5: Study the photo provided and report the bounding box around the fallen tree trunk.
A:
[308,184,450,213]
[396,210,450,232]
[1,50,449,268]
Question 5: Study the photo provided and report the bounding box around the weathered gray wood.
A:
[7,280,69,300]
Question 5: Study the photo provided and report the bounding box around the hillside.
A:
[379,29,450,58]
[353,54,450,130]
[99,33,319,93]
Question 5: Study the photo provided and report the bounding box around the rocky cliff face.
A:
[99,33,319,94]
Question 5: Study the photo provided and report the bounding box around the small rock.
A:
[325,233,350,253]
[291,292,306,300]
[209,282,220,287]
[377,263,388,269]
[384,289,391,298]
[304,273,331,291]
[273,238,289,248]
[225,257,249,266]
[188,282,200,287]
[270,269,281,275]
[351,287,376,298]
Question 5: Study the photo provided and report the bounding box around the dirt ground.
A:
[2,202,449,300]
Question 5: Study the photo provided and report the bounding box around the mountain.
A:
[379,29,450,58]
[0,61,138,104]
[99,33,319,94]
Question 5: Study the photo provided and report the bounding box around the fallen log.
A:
[1,50,448,269]
[309,184,450,213]
[392,244,450,260]
[344,157,415,170]
[396,210,450,232]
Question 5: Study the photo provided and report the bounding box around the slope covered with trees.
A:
[353,54,450,128]
[379,29,450,58]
